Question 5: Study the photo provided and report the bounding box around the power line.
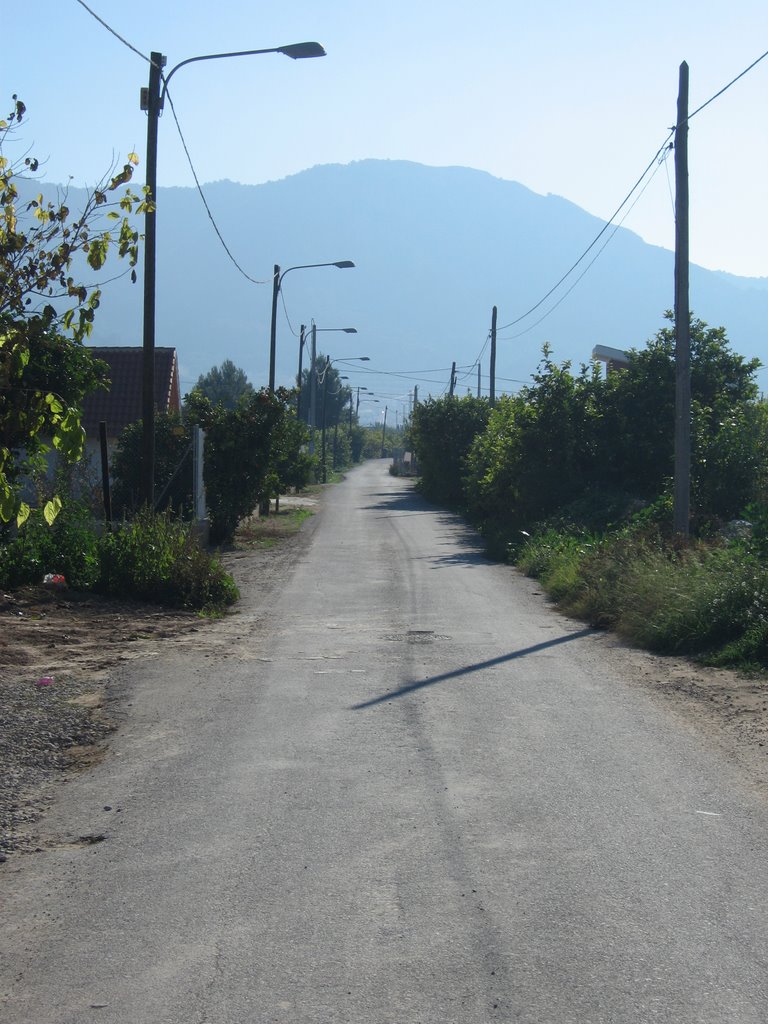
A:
[497,47,768,336]
[279,288,300,336]
[74,0,151,64]
[687,47,768,124]
[74,2,270,287]
[499,151,668,341]
[163,88,271,286]
[497,134,673,333]
[457,333,491,388]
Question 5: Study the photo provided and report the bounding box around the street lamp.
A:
[320,356,370,482]
[140,41,326,505]
[357,396,380,426]
[350,386,370,429]
[332,377,349,470]
[269,261,355,392]
[297,323,357,424]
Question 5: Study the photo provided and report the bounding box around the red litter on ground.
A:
[36,677,54,687]
[43,573,67,587]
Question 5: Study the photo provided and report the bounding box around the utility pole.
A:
[673,61,691,540]
[296,324,306,421]
[413,385,418,407]
[490,305,497,406]
[140,51,167,507]
[477,361,481,398]
[448,361,457,397]
[308,324,317,454]
[268,264,280,392]
[381,406,388,456]
[320,357,330,482]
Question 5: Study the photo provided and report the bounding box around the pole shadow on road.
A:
[350,628,598,710]
[361,488,432,516]
[364,489,491,564]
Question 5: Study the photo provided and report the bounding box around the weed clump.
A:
[516,518,768,669]
[0,507,238,613]
[98,509,238,611]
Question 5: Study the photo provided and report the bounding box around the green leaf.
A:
[87,236,108,270]
[16,501,31,527]
[43,495,62,525]
[0,480,17,524]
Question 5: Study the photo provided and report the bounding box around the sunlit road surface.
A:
[3,460,768,1023]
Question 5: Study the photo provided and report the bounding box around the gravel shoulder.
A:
[1,486,766,860]
[0,499,318,858]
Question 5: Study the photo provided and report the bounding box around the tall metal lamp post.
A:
[269,261,355,392]
[297,324,357,424]
[319,356,370,482]
[140,41,326,506]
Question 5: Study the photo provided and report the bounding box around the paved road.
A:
[3,461,768,1023]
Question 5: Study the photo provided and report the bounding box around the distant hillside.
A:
[21,160,768,397]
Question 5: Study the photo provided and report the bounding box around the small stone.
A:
[103,806,112,812]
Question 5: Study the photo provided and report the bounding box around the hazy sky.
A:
[6,0,767,285]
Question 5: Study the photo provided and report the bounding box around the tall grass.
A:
[99,509,239,611]
[517,527,768,668]
[1,506,238,612]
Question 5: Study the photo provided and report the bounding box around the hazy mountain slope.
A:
[22,160,768,396]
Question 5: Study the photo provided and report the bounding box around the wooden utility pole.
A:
[448,361,457,397]
[673,60,691,540]
[308,324,317,454]
[490,305,497,405]
[296,324,306,421]
[99,421,112,527]
[477,361,481,397]
[140,51,167,507]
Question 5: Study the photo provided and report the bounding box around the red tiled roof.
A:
[81,347,180,438]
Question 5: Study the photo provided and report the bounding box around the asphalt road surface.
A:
[3,461,768,1023]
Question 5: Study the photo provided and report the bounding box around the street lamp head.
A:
[333,260,355,269]
[277,42,326,59]
[342,328,357,334]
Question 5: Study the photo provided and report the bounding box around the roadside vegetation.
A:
[0,97,408,612]
[0,497,238,612]
[409,313,768,672]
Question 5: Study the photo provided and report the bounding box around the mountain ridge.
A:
[18,159,768,398]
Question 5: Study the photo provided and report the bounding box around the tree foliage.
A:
[185,387,297,544]
[410,395,490,507]
[0,95,150,525]
[191,359,254,410]
[299,354,353,430]
[415,314,764,538]
[110,411,192,517]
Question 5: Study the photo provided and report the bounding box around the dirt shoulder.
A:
[0,497,319,858]
[601,633,768,793]
[2,490,766,859]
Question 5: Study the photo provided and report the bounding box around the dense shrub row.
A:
[409,314,768,668]
[516,518,768,667]
[0,502,238,612]
[112,387,313,545]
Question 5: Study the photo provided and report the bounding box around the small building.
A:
[81,346,181,455]
[592,345,631,374]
